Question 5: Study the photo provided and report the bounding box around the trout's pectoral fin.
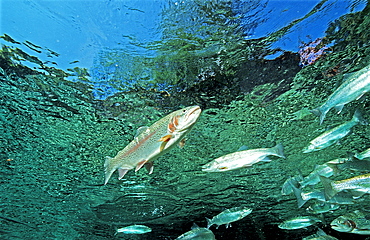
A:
[135,160,149,172]
[158,134,172,151]
[118,168,129,180]
[159,134,172,142]
[145,162,154,174]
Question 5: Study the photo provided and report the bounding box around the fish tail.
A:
[319,176,337,200]
[205,217,212,229]
[272,143,285,158]
[310,108,327,125]
[289,182,307,208]
[104,156,116,185]
[352,110,368,125]
[325,163,340,175]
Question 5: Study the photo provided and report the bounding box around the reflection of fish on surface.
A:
[320,173,370,200]
[104,106,202,184]
[278,216,322,230]
[202,143,285,172]
[175,224,215,240]
[331,210,370,235]
[303,110,367,153]
[311,64,370,124]
[206,207,252,229]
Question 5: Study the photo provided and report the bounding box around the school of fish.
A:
[106,63,370,238]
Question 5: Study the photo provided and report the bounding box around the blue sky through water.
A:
[0,0,366,82]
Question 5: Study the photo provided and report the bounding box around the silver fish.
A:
[290,182,355,208]
[337,157,370,172]
[278,216,322,230]
[303,110,366,153]
[331,210,370,235]
[281,158,344,195]
[355,147,370,159]
[299,159,343,188]
[306,202,340,214]
[312,64,370,124]
[281,176,301,195]
[202,143,284,172]
[320,173,370,200]
[206,207,252,229]
[303,228,338,240]
[175,224,215,240]
[116,224,151,234]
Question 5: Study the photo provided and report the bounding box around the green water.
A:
[2,2,370,240]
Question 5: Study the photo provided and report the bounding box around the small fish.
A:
[306,202,340,214]
[281,158,344,195]
[281,176,301,195]
[320,173,370,200]
[290,183,355,208]
[331,210,370,235]
[116,224,152,234]
[202,143,284,172]
[303,110,366,153]
[206,207,252,229]
[336,157,370,172]
[355,147,370,159]
[303,228,339,240]
[278,216,322,230]
[104,106,201,184]
[299,160,343,188]
[311,64,370,124]
[175,224,215,240]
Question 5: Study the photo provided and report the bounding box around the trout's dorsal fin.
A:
[135,126,149,137]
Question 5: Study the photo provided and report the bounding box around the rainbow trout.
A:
[104,106,202,184]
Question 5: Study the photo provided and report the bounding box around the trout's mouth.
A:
[178,106,201,132]
[186,106,201,119]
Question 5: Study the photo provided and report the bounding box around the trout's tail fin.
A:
[319,176,338,200]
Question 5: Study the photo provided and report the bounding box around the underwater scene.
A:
[1,0,370,239]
